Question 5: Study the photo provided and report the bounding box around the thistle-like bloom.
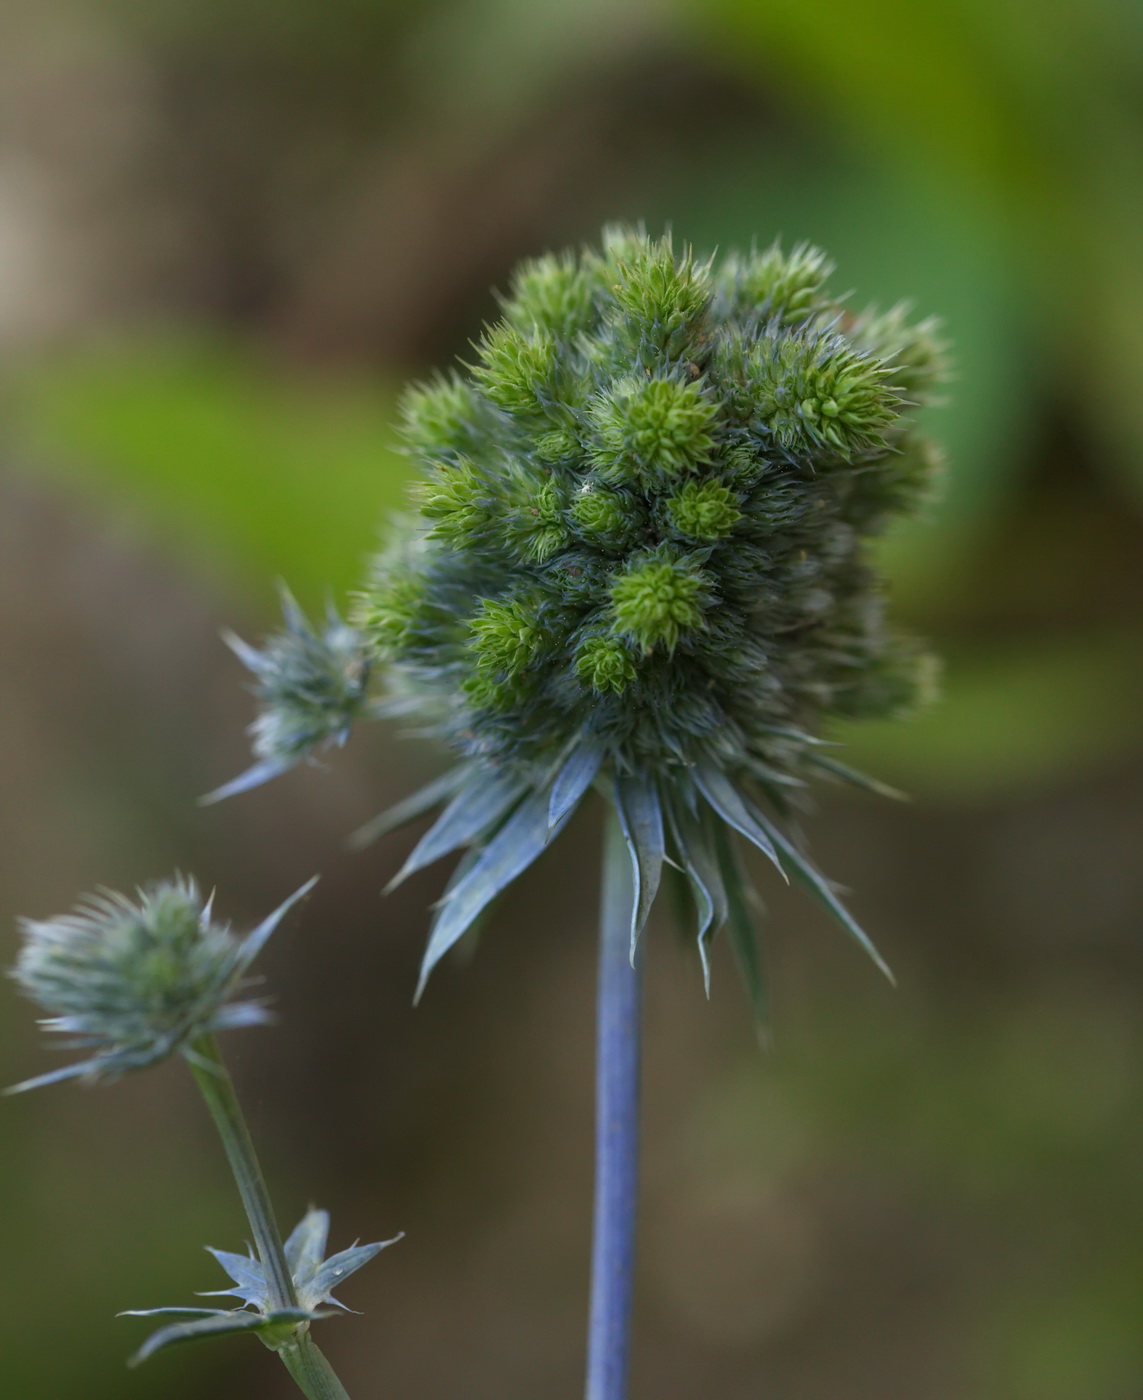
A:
[9,875,317,1091]
[220,228,946,1011]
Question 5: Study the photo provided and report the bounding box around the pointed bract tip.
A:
[4,1061,92,1095]
[220,628,265,674]
[199,759,292,806]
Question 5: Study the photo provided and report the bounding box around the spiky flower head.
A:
[204,586,371,803]
[8,876,316,1091]
[217,227,947,1015]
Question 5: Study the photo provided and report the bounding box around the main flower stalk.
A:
[586,806,642,1400]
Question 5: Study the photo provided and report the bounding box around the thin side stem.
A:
[187,1035,351,1400]
[279,1334,352,1400]
[187,1035,296,1309]
[585,805,643,1400]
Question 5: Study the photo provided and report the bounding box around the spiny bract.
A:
[8,876,316,1091]
[221,227,946,1013]
[123,1207,401,1367]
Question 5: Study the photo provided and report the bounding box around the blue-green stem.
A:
[585,805,642,1400]
[187,1035,351,1400]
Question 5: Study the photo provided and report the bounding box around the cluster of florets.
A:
[9,877,314,1091]
[355,227,943,781]
[210,228,946,1007]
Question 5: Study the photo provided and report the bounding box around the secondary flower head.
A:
[217,227,946,1014]
[203,585,371,804]
[9,875,317,1091]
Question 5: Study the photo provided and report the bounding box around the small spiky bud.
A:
[514,480,570,562]
[354,573,425,653]
[589,375,717,484]
[610,549,709,654]
[665,479,741,541]
[715,240,834,324]
[848,302,949,402]
[501,250,597,340]
[204,588,371,802]
[9,877,316,1091]
[569,484,631,549]
[576,635,637,694]
[400,372,483,458]
[604,230,712,355]
[468,596,545,676]
[417,457,490,541]
[740,326,899,457]
[472,325,559,418]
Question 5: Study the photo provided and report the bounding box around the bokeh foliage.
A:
[9,340,406,605]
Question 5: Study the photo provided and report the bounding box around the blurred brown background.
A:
[3,1,1143,1396]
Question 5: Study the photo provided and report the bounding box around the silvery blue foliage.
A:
[8,875,317,1091]
[123,1207,400,1366]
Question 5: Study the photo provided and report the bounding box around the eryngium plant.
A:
[215,225,946,1400]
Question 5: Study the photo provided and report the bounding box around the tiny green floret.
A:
[590,375,716,484]
[848,302,949,400]
[355,573,425,655]
[502,250,597,340]
[473,325,559,418]
[519,480,570,563]
[570,484,631,548]
[716,240,833,324]
[400,372,482,458]
[746,328,899,458]
[576,635,637,694]
[606,234,712,355]
[418,458,490,541]
[610,552,707,654]
[468,596,546,677]
[665,479,741,541]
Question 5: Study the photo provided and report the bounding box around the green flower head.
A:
[204,585,372,803]
[220,227,946,1017]
[9,876,317,1092]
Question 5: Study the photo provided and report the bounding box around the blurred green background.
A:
[2,1,1143,1396]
